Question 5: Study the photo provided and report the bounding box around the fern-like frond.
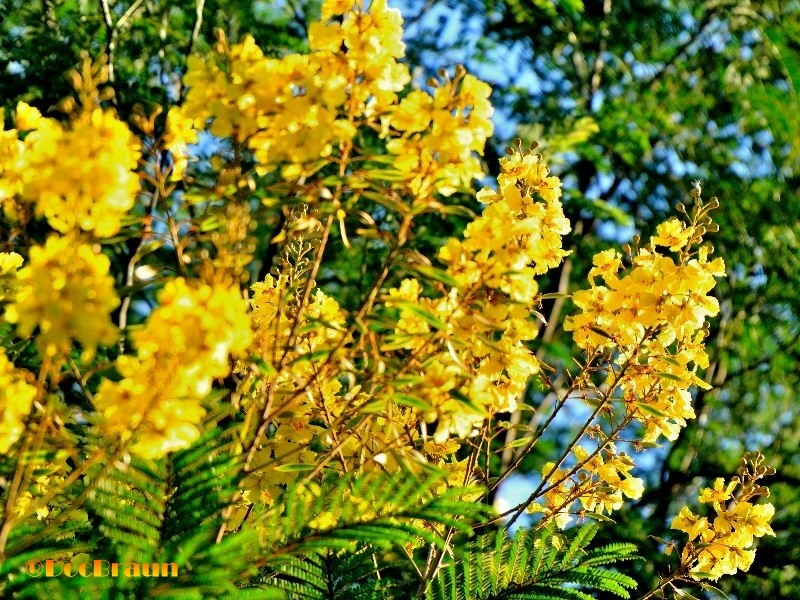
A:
[1,422,271,599]
[87,453,167,563]
[263,546,407,600]
[426,523,640,600]
[260,468,489,562]
[160,423,244,547]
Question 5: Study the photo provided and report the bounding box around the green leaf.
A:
[391,393,433,410]
[583,511,617,523]
[506,437,533,449]
[408,264,459,287]
[633,402,668,418]
[673,588,702,600]
[394,300,447,330]
[360,190,410,215]
[274,463,317,472]
[656,371,684,382]
[698,581,732,599]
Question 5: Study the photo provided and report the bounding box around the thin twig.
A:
[117,0,146,30]
[99,0,116,83]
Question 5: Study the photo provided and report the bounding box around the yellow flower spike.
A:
[5,235,119,359]
[672,458,775,581]
[163,106,199,181]
[565,191,726,445]
[94,279,252,459]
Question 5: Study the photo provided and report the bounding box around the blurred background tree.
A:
[2,0,798,596]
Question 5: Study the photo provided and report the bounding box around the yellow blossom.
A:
[0,251,23,302]
[0,349,37,453]
[390,90,434,133]
[321,0,354,21]
[565,204,725,444]
[671,506,709,541]
[15,107,141,237]
[15,102,43,131]
[94,279,251,458]
[672,457,775,581]
[652,217,694,251]
[5,236,119,358]
[698,477,737,505]
[163,106,199,180]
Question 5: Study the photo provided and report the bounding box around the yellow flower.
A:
[321,0,353,21]
[5,236,119,358]
[0,252,22,274]
[14,102,43,131]
[133,278,252,384]
[94,355,207,459]
[729,501,775,545]
[390,90,434,133]
[18,108,141,237]
[163,106,198,180]
[698,477,737,505]
[651,217,694,251]
[94,279,252,458]
[0,349,37,453]
[618,476,644,499]
[0,251,23,302]
[674,459,774,581]
[308,21,343,52]
[588,249,622,285]
[671,506,710,540]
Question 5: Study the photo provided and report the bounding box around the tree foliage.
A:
[0,0,784,598]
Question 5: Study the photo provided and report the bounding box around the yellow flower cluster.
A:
[0,251,23,302]
[181,0,491,195]
[385,70,493,197]
[672,454,775,580]
[163,106,199,181]
[4,236,119,358]
[381,149,569,444]
[0,348,37,453]
[183,35,347,174]
[245,273,349,499]
[439,149,570,302]
[312,0,408,113]
[182,0,402,177]
[94,279,251,458]
[564,198,725,442]
[0,101,140,237]
[14,461,67,521]
[250,274,346,370]
[531,445,644,528]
